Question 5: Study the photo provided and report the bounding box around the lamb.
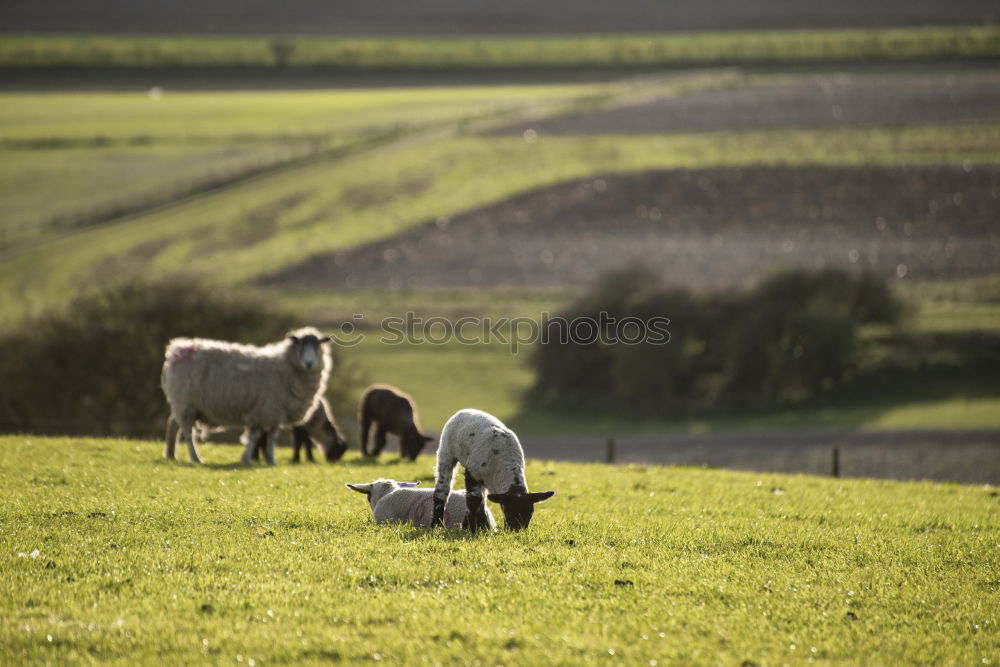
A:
[358,384,433,460]
[346,478,495,530]
[164,397,348,464]
[235,396,352,463]
[433,409,554,532]
[160,327,331,465]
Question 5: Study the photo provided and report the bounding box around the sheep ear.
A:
[527,491,554,504]
[288,335,299,343]
[319,335,331,343]
[346,483,371,494]
[487,493,509,504]
[400,481,421,488]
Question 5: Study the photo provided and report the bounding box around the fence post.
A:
[832,447,840,478]
[605,437,616,464]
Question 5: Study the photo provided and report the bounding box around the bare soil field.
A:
[522,428,1000,485]
[2,0,996,35]
[262,164,1000,291]
[492,69,1000,135]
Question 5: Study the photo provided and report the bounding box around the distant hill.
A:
[1,0,997,35]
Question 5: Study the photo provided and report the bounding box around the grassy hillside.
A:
[1,437,996,664]
[2,26,999,68]
[0,83,616,251]
[3,119,999,323]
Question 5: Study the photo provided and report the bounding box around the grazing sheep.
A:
[346,479,495,530]
[433,409,554,532]
[240,397,349,463]
[358,384,433,460]
[160,327,331,465]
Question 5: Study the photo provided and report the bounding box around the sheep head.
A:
[346,479,420,510]
[487,486,554,531]
[401,429,435,461]
[286,328,331,371]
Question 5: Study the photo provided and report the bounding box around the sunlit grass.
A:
[2,26,998,68]
[0,86,608,144]
[3,122,1000,323]
[0,436,996,664]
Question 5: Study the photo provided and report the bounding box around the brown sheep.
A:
[358,384,433,460]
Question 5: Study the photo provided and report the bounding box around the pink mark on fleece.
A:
[413,495,434,525]
[413,494,459,526]
[169,344,199,366]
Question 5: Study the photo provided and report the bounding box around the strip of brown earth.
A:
[489,69,1000,135]
[258,165,1000,291]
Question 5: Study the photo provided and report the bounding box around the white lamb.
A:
[346,479,495,530]
[160,327,331,465]
[433,409,554,532]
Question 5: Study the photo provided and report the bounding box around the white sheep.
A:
[160,327,331,465]
[433,409,554,532]
[346,479,495,530]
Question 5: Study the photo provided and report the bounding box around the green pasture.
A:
[0,83,626,250]
[0,86,610,145]
[1,437,996,664]
[2,25,998,68]
[3,120,1000,323]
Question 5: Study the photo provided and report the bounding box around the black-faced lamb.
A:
[358,384,433,460]
[246,396,349,463]
[346,478,495,530]
[160,327,331,465]
[433,408,554,532]
[164,398,347,464]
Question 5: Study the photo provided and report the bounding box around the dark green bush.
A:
[529,266,903,416]
[0,280,360,439]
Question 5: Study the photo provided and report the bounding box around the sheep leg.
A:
[464,469,488,533]
[432,455,457,527]
[372,426,388,457]
[181,422,202,464]
[359,417,372,456]
[263,430,277,466]
[241,427,262,465]
[299,427,315,462]
[290,427,303,463]
[164,416,178,459]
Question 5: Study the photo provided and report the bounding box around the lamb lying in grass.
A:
[346,479,495,530]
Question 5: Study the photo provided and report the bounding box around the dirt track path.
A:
[520,428,1000,485]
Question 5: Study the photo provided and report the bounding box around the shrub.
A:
[529,266,903,416]
[0,280,361,439]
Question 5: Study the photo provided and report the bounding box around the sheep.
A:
[160,327,331,465]
[169,396,348,463]
[244,397,348,463]
[346,478,495,530]
[358,384,433,460]
[432,408,554,532]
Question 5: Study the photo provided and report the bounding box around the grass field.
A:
[3,119,1000,324]
[1,437,996,664]
[0,82,626,252]
[2,26,999,68]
